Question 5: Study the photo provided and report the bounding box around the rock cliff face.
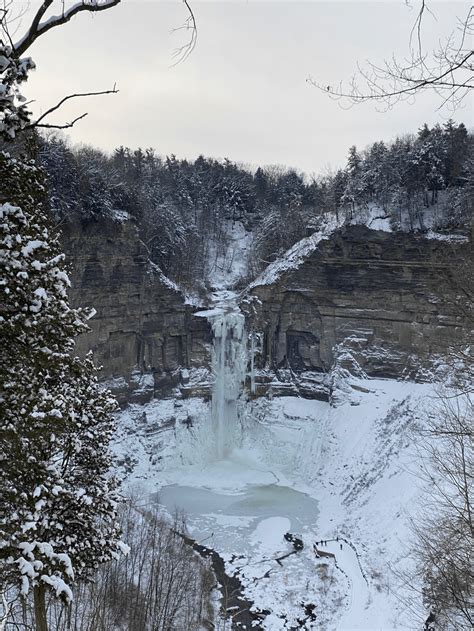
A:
[61,217,211,403]
[246,225,470,380]
[61,219,470,403]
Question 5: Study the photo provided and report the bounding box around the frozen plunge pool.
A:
[155,456,320,565]
[158,482,319,530]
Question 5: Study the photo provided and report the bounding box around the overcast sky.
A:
[19,1,474,175]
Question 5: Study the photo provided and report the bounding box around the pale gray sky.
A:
[20,1,473,174]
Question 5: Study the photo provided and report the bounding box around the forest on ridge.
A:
[33,119,473,291]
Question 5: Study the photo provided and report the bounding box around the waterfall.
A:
[197,292,247,459]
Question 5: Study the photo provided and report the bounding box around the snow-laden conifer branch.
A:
[0,152,126,618]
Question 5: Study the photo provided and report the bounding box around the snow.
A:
[249,517,291,555]
[15,543,75,600]
[364,202,392,232]
[116,541,131,556]
[40,575,73,602]
[424,229,469,243]
[21,240,45,257]
[250,214,338,289]
[207,220,252,289]
[111,209,130,222]
[113,375,435,629]
[319,540,370,630]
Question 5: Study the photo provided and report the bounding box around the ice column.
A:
[209,308,247,459]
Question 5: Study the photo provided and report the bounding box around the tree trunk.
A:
[33,584,48,631]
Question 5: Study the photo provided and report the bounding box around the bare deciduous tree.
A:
[310,1,473,110]
[0,0,197,137]
[407,394,474,629]
[2,498,215,630]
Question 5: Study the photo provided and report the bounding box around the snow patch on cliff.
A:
[249,215,339,288]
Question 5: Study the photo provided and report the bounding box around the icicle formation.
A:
[209,307,247,459]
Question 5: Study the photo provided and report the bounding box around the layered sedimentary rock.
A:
[61,217,471,403]
[61,217,211,402]
[246,225,470,380]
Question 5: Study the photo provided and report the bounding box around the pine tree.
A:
[331,169,348,223]
[342,145,363,217]
[443,120,469,187]
[414,125,446,207]
[362,141,389,206]
[0,42,35,140]
[38,136,80,220]
[0,151,126,630]
[254,167,268,201]
[418,123,431,142]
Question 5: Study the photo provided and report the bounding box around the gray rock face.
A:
[246,225,470,380]
[61,217,211,402]
[61,219,470,403]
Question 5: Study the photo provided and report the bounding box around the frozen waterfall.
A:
[197,291,247,459]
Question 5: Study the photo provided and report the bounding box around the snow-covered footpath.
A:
[113,375,432,630]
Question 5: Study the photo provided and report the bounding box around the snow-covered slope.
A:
[207,220,253,289]
[249,215,339,289]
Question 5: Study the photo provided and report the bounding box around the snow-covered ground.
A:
[113,376,432,630]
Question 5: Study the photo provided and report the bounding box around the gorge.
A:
[2,5,472,627]
[59,209,471,629]
[63,216,469,403]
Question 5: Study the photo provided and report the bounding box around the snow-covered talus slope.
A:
[113,377,433,629]
[312,378,431,630]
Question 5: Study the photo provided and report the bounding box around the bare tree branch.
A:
[33,112,88,129]
[310,2,474,111]
[170,0,197,66]
[14,0,122,57]
[25,86,118,130]
[1,1,197,139]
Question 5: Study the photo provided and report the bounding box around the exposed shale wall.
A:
[61,217,211,403]
[245,225,471,381]
[61,219,471,403]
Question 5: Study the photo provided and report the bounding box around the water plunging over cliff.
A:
[196,291,247,459]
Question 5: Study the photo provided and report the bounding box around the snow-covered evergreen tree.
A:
[0,151,125,630]
[342,145,363,217]
[0,42,35,139]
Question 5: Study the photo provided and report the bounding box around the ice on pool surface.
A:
[158,481,319,530]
